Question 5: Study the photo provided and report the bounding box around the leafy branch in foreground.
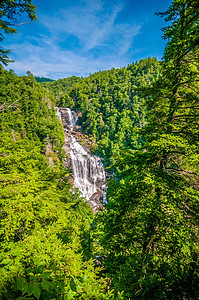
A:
[0,0,37,65]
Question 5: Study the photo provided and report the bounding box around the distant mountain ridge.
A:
[35,76,54,82]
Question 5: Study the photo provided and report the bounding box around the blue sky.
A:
[4,0,172,79]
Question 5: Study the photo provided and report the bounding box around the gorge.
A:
[55,107,107,213]
[1,0,198,297]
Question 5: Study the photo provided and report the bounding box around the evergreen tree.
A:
[97,0,199,298]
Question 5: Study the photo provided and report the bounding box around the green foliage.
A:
[1,1,198,298]
[0,67,64,150]
[0,67,114,299]
[45,58,160,166]
[95,0,199,299]
[42,76,82,106]
[35,77,54,83]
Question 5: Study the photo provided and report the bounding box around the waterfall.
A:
[70,136,106,200]
[55,107,106,212]
[64,108,78,129]
[55,107,62,121]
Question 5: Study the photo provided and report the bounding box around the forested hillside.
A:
[45,58,160,166]
[0,0,198,299]
[0,67,114,299]
[44,1,199,298]
[35,77,54,83]
[96,1,199,299]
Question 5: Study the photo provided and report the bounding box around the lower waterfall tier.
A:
[70,136,106,201]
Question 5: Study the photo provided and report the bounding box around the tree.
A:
[0,0,37,65]
[0,67,115,299]
[97,0,199,298]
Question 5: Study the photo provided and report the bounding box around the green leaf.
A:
[41,280,50,291]
[22,283,28,296]
[1,258,12,265]
[17,277,28,291]
[13,250,22,256]
[37,260,45,267]
[64,290,76,300]
[31,283,41,299]
[41,270,52,279]
[70,280,76,292]
[9,265,16,271]
[83,276,90,282]
[76,283,83,293]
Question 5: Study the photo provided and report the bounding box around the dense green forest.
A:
[35,77,54,83]
[97,1,199,298]
[0,0,199,299]
[0,67,116,299]
[44,58,160,166]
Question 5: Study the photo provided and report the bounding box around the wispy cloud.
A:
[5,0,142,79]
[7,40,136,79]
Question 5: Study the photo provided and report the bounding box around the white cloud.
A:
[6,40,133,79]
[40,2,124,49]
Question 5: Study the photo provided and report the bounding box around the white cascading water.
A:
[56,107,78,130]
[70,135,106,200]
[55,107,106,209]
[55,107,62,121]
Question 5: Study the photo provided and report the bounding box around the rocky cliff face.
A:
[55,107,106,213]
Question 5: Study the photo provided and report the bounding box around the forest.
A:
[0,0,198,299]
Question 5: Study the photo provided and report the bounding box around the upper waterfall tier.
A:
[55,107,106,212]
[55,107,78,130]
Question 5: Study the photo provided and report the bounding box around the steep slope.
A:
[94,1,199,299]
[45,57,160,166]
[0,67,113,299]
